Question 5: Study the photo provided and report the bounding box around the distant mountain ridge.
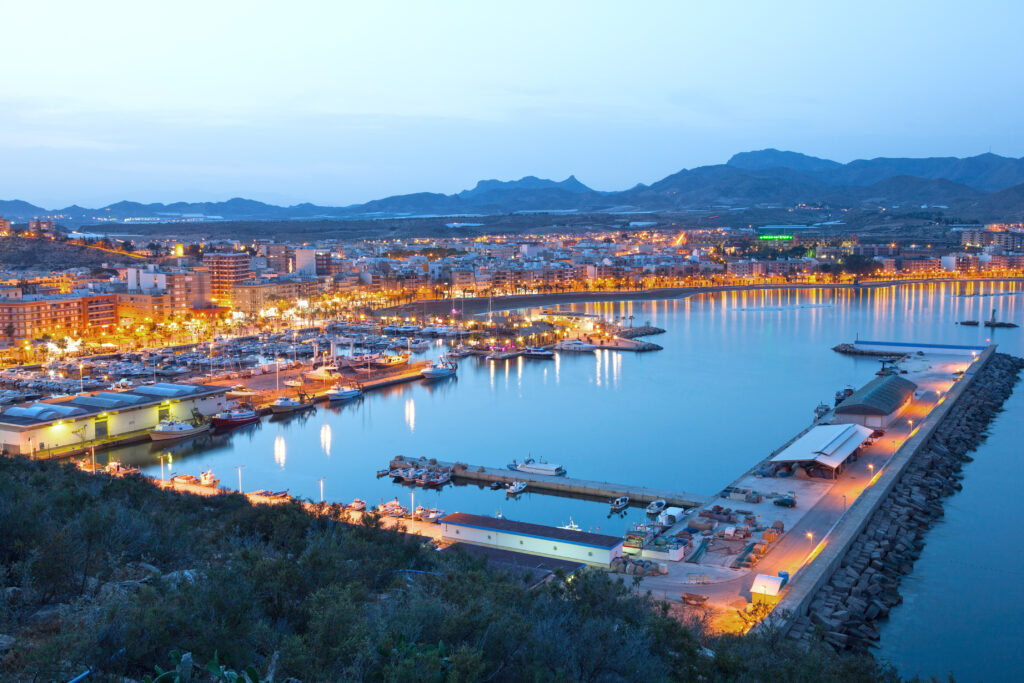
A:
[4,151,1024,226]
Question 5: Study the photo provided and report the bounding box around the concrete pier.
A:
[389,456,707,508]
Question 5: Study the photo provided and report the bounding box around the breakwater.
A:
[783,352,1024,652]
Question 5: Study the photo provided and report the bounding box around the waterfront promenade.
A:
[385,276,1024,317]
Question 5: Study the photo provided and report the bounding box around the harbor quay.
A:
[625,342,988,632]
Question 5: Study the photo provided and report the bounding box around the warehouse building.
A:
[833,375,917,429]
[440,512,624,567]
[0,383,228,456]
[771,423,874,477]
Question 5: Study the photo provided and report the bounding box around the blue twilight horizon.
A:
[1,0,1022,208]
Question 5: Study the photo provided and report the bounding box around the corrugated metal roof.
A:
[835,375,917,416]
[771,423,873,469]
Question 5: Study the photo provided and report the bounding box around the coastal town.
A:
[1,217,1022,358]
[1,210,1022,650]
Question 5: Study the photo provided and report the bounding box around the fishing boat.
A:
[413,505,445,523]
[347,498,367,512]
[148,418,211,442]
[338,352,382,368]
[610,496,630,512]
[645,499,667,515]
[507,457,566,476]
[554,339,596,352]
[506,481,527,496]
[269,396,314,414]
[523,347,554,359]
[371,353,410,369]
[813,403,830,420]
[957,320,980,326]
[283,379,303,388]
[211,408,260,428]
[325,384,362,401]
[421,357,457,379]
[376,467,391,478]
[557,517,581,531]
[105,461,141,477]
[197,469,219,488]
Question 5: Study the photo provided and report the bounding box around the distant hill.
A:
[4,150,1024,226]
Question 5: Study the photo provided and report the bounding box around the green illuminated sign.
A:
[759,235,794,241]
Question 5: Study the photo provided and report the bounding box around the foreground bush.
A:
[0,456,898,681]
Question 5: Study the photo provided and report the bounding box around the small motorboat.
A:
[326,384,362,401]
[645,499,667,515]
[225,385,258,399]
[420,358,457,380]
[347,498,367,512]
[211,408,260,428]
[610,496,630,512]
[957,320,980,326]
[523,347,554,359]
[269,396,314,414]
[148,419,211,442]
[489,481,503,490]
[105,461,141,477]
[376,467,391,478]
[506,481,527,496]
[283,379,303,388]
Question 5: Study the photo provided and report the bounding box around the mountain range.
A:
[4,150,1024,227]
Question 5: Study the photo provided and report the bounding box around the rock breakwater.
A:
[785,352,1024,652]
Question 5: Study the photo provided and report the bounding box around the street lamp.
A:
[868,463,875,477]
[159,453,172,482]
[318,477,325,503]
[79,363,84,393]
[235,465,245,492]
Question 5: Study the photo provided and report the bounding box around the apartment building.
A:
[202,251,252,306]
[0,291,117,342]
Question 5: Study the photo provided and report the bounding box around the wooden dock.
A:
[389,457,707,509]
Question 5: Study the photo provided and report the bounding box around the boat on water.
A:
[421,357,457,379]
[507,457,566,476]
[557,517,581,531]
[554,339,596,352]
[373,353,410,369]
[813,403,830,420]
[283,379,303,388]
[269,396,314,414]
[326,384,362,401]
[446,346,473,358]
[610,496,630,512]
[523,347,554,359]
[957,320,980,326]
[211,408,260,428]
[645,499,667,515]
[506,481,527,496]
[148,418,211,442]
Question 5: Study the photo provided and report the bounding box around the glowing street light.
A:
[235,465,245,492]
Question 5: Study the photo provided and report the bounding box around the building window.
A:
[158,406,170,421]
[94,417,108,439]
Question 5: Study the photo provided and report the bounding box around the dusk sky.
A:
[3,0,1022,207]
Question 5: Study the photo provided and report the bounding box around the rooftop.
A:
[835,375,917,416]
[0,383,225,427]
[440,512,623,549]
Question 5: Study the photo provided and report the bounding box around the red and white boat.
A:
[211,408,260,428]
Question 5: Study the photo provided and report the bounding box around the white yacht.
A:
[421,357,457,380]
[506,481,527,496]
[326,384,362,401]
[148,419,211,442]
[507,457,566,477]
[554,339,596,352]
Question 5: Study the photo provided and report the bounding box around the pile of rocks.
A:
[786,352,1024,652]
[610,555,668,576]
[617,326,666,339]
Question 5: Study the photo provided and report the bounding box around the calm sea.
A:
[103,282,1023,679]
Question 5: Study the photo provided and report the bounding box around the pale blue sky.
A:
[2,0,1022,207]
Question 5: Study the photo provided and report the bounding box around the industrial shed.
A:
[833,375,917,428]
[0,383,228,456]
[440,513,624,567]
[771,423,873,476]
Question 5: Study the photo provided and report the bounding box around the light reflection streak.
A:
[404,398,415,433]
[320,423,332,456]
[274,433,286,468]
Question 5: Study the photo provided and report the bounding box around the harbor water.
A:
[100,281,1023,678]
